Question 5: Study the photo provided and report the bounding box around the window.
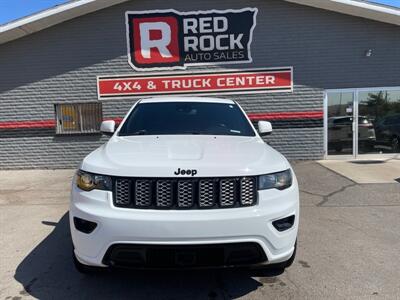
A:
[326,87,400,156]
[55,102,102,134]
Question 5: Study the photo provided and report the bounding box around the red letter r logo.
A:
[133,16,180,65]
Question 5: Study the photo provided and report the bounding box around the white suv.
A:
[70,97,299,272]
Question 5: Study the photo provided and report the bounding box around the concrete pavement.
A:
[319,157,400,184]
[1,162,400,299]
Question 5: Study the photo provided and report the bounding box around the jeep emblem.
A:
[174,168,197,176]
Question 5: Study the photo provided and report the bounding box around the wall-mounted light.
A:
[365,49,373,57]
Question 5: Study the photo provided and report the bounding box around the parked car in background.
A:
[374,114,400,153]
[328,116,376,153]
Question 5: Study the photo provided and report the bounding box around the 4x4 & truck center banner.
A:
[97,68,293,99]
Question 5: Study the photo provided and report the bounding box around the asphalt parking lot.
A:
[1,161,400,299]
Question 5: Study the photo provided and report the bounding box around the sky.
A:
[0,0,399,25]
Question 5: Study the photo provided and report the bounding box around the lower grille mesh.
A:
[114,177,257,209]
[102,242,267,268]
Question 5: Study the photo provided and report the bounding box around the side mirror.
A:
[100,120,115,136]
[258,121,272,136]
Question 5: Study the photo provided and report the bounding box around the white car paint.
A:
[70,97,299,269]
[82,135,288,177]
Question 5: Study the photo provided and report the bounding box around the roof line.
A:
[0,0,399,45]
[365,0,400,10]
[285,0,400,25]
[1,0,95,32]
[0,0,130,45]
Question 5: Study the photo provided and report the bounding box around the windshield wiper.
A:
[181,131,202,135]
[131,129,148,135]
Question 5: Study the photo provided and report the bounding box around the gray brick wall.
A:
[0,0,399,168]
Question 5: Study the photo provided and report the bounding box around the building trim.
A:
[0,110,324,131]
[286,0,400,25]
[0,0,399,45]
[0,0,128,45]
[0,120,56,129]
[0,115,323,139]
[248,111,323,120]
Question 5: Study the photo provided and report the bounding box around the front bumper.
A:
[70,178,299,268]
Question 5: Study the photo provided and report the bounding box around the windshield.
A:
[119,102,256,137]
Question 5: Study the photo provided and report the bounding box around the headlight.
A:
[258,169,292,190]
[76,170,112,191]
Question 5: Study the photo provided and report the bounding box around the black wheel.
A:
[391,136,400,153]
[73,250,103,274]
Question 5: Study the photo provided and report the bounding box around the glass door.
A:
[325,87,400,158]
[326,91,356,155]
[358,89,400,154]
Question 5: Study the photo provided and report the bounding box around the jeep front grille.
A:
[177,180,195,208]
[198,179,215,208]
[135,180,152,207]
[114,179,130,205]
[156,180,173,207]
[113,177,257,209]
[219,179,237,207]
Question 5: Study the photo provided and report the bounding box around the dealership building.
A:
[0,0,399,169]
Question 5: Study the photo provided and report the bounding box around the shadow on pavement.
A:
[15,213,281,299]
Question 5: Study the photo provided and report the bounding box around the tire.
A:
[391,136,400,153]
[73,250,103,274]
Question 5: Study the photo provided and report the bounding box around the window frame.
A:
[54,102,103,135]
[324,86,400,159]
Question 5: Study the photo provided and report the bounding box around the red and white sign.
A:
[97,68,293,99]
[126,8,257,70]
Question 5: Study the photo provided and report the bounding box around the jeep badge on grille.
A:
[174,168,197,176]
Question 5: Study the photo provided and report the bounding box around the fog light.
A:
[272,215,295,232]
[74,217,97,234]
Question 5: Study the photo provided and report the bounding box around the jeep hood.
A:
[81,135,289,177]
